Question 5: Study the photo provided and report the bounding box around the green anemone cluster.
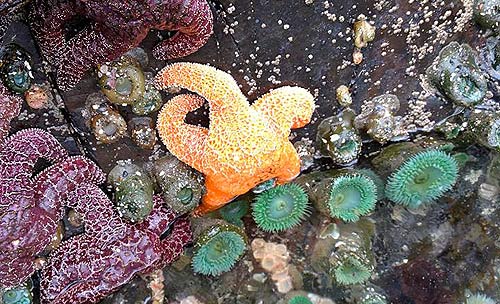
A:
[252,183,310,232]
[385,150,458,208]
[192,223,247,276]
[98,55,163,115]
[288,295,313,304]
[465,293,496,304]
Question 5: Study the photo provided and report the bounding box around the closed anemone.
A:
[487,119,500,149]
[1,283,32,304]
[333,256,372,285]
[466,293,496,304]
[218,200,249,227]
[192,224,247,276]
[288,295,313,304]
[252,183,310,232]
[385,150,458,208]
[328,175,377,222]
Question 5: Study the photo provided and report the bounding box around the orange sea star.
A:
[155,63,315,215]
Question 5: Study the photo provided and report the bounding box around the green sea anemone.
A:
[192,223,247,276]
[218,200,250,227]
[426,42,487,107]
[311,220,375,287]
[1,281,33,304]
[468,109,500,152]
[333,256,372,286]
[354,94,404,144]
[151,155,204,214]
[327,175,377,222]
[466,293,496,304]
[132,80,163,115]
[0,44,33,94]
[252,183,310,232]
[317,108,362,165]
[385,150,458,208]
[108,161,154,222]
[328,220,375,286]
[288,295,313,304]
[98,56,145,105]
[357,169,385,200]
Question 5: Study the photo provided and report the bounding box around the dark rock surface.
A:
[1,0,498,303]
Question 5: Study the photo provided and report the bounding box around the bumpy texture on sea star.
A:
[41,186,192,304]
[0,84,106,288]
[29,0,213,90]
[155,63,315,215]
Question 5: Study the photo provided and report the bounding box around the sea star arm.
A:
[156,215,193,267]
[55,26,148,90]
[33,156,106,216]
[157,94,208,172]
[29,0,79,68]
[0,83,22,142]
[251,86,315,133]
[274,141,301,184]
[193,174,236,215]
[155,63,249,113]
[0,255,36,289]
[64,183,126,240]
[152,0,213,60]
[1,129,68,184]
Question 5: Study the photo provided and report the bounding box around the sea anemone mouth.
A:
[333,256,372,286]
[252,183,310,232]
[192,226,247,276]
[176,186,194,205]
[327,175,377,222]
[385,150,458,208]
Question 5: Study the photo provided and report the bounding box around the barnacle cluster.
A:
[252,183,310,232]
